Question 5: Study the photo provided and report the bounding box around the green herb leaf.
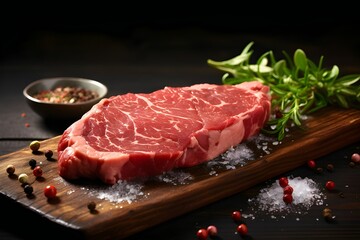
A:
[207,42,360,140]
[294,49,307,71]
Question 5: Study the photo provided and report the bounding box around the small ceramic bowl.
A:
[23,77,108,121]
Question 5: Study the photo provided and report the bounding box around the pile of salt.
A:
[249,176,324,214]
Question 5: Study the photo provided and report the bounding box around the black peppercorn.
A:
[87,201,96,212]
[45,150,53,159]
[326,164,334,172]
[29,159,37,168]
[24,184,34,195]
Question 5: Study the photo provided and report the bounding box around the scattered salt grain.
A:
[54,176,68,186]
[55,171,192,204]
[67,189,75,195]
[217,144,254,167]
[89,180,145,204]
[208,133,279,173]
[249,176,324,215]
[242,213,255,220]
[209,170,218,176]
[154,170,193,185]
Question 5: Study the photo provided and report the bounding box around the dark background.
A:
[2,9,360,68]
[2,9,360,99]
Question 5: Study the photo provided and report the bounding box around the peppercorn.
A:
[6,164,15,175]
[87,201,96,212]
[283,185,294,195]
[29,159,37,168]
[349,161,356,168]
[283,193,293,204]
[326,164,334,172]
[323,207,332,215]
[322,208,335,222]
[29,140,40,152]
[323,211,332,220]
[18,173,29,184]
[307,160,316,169]
[33,166,43,177]
[316,167,323,174]
[44,150,53,159]
[351,153,360,163]
[232,210,242,221]
[278,177,289,188]
[237,223,248,235]
[325,180,335,191]
[196,228,208,240]
[24,184,34,195]
[33,86,98,104]
[207,225,218,237]
[44,185,57,199]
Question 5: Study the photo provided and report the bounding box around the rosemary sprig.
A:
[208,42,360,140]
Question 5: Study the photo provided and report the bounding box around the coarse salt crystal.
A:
[249,176,324,214]
[154,170,193,185]
[90,180,145,204]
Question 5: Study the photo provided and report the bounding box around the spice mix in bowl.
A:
[23,77,108,121]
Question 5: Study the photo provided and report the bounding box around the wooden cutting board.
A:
[1,106,360,240]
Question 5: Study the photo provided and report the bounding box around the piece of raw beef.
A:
[57,81,271,184]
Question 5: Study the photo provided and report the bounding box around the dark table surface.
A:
[1,14,360,239]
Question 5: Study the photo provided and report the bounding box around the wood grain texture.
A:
[0,107,359,240]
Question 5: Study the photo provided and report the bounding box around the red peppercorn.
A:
[33,166,43,177]
[207,225,218,237]
[351,153,360,163]
[283,185,293,195]
[283,193,293,204]
[237,223,248,235]
[307,160,316,169]
[279,177,289,188]
[196,228,208,240]
[325,180,335,191]
[44,185,57,198]
[232,210,242,221]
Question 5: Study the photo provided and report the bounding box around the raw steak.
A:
[57,81,271,184]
